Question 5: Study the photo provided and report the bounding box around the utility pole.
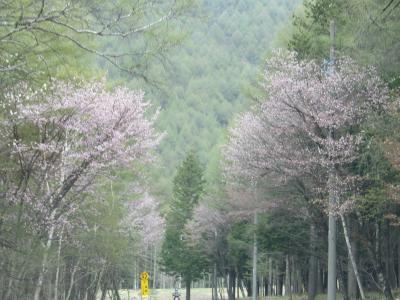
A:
[327,19,337,300]
[252,211,258,300]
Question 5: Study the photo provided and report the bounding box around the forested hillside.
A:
[109,0,300,191]
[154,0,299,166]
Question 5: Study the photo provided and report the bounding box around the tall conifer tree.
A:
[161,152,208,300]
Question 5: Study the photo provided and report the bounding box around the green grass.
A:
[98,288,213,300]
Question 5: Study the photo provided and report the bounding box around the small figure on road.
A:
[172,287,180,300]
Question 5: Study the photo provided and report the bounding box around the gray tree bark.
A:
[153,246,157,289]
[316,260,323,295]
[212,263,218,300]
[337,260,349,300]
[54,226,64,300]
[185,277,191,300]
[374,223,394,300]
[308,223,317,300]
[347,218,358,300]
[276,259,283,296]
[268,257,273,296]
[340,214,365,299]
[252,212,258,300]
[285,255,292,300]
[65,259,80,300]
[327,204,337,300]
[34,211,56,300]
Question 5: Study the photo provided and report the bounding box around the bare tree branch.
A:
[0,0,190,80]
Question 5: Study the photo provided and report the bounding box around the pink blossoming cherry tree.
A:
[2,79,161,300]
[225,50,390,299]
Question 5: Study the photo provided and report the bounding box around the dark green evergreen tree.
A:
[161,152,208,300]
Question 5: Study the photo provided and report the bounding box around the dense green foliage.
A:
[157,0,299,165]
[106,0,300,199]
[289,0,400,85]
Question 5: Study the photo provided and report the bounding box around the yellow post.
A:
[141,272,150,298]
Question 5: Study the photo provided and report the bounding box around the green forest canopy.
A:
[105,0,300,197]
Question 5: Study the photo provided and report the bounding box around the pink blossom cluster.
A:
[225,50,389,205]
[2,79,161,232]
[185,201,230,255]
[125,192,165,246]
[11,79,161,169]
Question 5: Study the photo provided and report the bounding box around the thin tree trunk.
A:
[268,257,272,296]
[5,261,27,300]
[113,279,121,300]
[237,277,239,299]
[385,220,391,287]
[252,212,258,300]
[226,274,229,300]
[100,285,107,300]
[316,260,323,295]
[292,256,299,294]
[289,256,293,298]
[228,269,236,300]
[297,261,302,294]
[213,263,218,300]
[327,193,337,300]
[0,262,5,300]
[134,260,138,290]
[277,259,283,296]
[4,261,15,300]
[347,217,358,300]
[186,278,191,300]
[308,224,317,300]
[239,280,246,298]
[340,214,365,299]
[54,226,64,300]
[260,275,264,297]
[337,259,349,300]
[34,157,58,300]
[285,255,292,300]
[54,140,67,300]
[235,267,240,299]
[93,267,105,300]
[218,277,224,300]
[376,263,394,300]
[34,212,56,300]
[274,263,277,296]
[374,223,394,300]
[386,221,397,289]
[153,245,157,289]
[65,259,80,300]
[48,266,53,299]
